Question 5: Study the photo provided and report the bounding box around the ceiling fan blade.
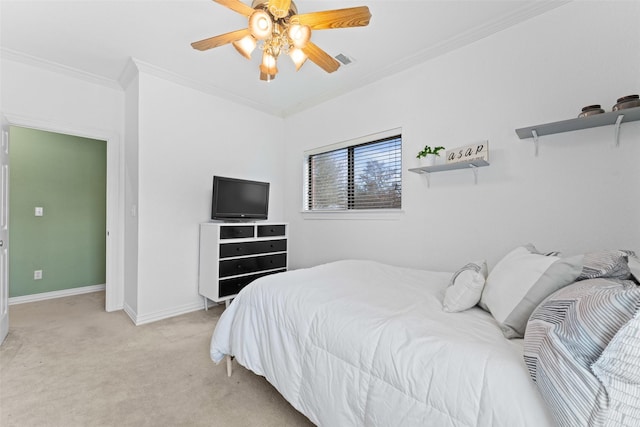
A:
[191,28,251,51]
[267,0,291,19]
[213,0,255,17]
[292,6,371,30]
[302,42,340,73]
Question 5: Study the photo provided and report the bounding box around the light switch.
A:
[35,207,44,217]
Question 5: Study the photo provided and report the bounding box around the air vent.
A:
[335,53,354,65]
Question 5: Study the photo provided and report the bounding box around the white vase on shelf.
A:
[420,154,437,167]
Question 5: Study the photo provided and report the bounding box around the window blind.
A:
[306,135,402,211]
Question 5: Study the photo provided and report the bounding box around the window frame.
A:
[301,128,404,220]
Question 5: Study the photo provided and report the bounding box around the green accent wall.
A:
[9,126,107,298]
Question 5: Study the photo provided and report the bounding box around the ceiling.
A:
[1,0,568,117]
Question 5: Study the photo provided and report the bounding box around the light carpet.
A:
[0,292,314,426]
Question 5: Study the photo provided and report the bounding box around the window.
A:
[304,130,402,212]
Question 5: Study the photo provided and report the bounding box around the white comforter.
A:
[210,260,554,426]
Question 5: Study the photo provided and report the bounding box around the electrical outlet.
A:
[34,270,43,280]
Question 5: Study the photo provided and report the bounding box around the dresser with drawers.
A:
[198,222,288,307]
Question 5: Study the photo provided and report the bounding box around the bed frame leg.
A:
[223,298,233,376]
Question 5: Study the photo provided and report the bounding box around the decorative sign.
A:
[445,141,489,164]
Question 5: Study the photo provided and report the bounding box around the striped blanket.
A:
[524,278,640,426]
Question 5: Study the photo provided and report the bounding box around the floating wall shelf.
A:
[408,159,489,187]
[515,106,640,155]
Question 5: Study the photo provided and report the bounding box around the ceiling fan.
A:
[191,0,372,81]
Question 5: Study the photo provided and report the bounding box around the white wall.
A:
[123,73,140,317]
[1,57,125,311]
[2,0,639,323]
[282,1,640,272]
[1,56,286,323]
[132,71,285,322]
[1,58,122,131]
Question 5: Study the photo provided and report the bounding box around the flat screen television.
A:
[211,176,270,221]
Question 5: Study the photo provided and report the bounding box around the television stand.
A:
[198,222,288,307]
[214,219,264,223]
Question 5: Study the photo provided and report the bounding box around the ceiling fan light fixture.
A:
[192,1,371,81]
[261,52,278,76]
[267,0,292,19]
[288,24,311,49]
[249,10,273,40]
[232,35,257,59]
[259,71,276,82]
[289,48,308,71]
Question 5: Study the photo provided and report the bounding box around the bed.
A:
[210,259,555,426]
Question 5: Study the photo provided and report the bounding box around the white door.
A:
[0,129,8,345]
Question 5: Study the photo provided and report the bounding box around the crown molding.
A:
[117,58,140,90]
[1,48,285,117]
[390,0,572,77]
[1,0,569,119]
[282,0,572,117]
[120,58,286,118]
[0,47,122,90]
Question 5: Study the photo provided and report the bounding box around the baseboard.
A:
[130,300,207,326]
[123,302,138,325]
[8,284,106,305]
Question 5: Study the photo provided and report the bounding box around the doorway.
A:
[1,114,121,315]
[9,126,106,300]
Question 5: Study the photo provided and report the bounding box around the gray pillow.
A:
[630,254,640,283]
[524,279,640,427]
[479,244,583,338]
[592,308,640,426]
[578,249,635,281]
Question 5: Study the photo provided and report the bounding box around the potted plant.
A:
[416,145,445,167]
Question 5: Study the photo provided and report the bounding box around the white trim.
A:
[280,1,571,117]
[123,302,138,325]
[304,127,402,157]
[303,128,403,217]
[0,48,121,90]
[2,113,124,313]
[3,1,568,120]
[120,58,284,117]
[0,122,9,346]
[9,284,105,305]
[1,50,285,117]
[301,209,404,221]
[117,58,139,90]
[127,300,207,326]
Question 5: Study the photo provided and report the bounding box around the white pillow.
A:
[480,244,583,338]
[443,260,487,313]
